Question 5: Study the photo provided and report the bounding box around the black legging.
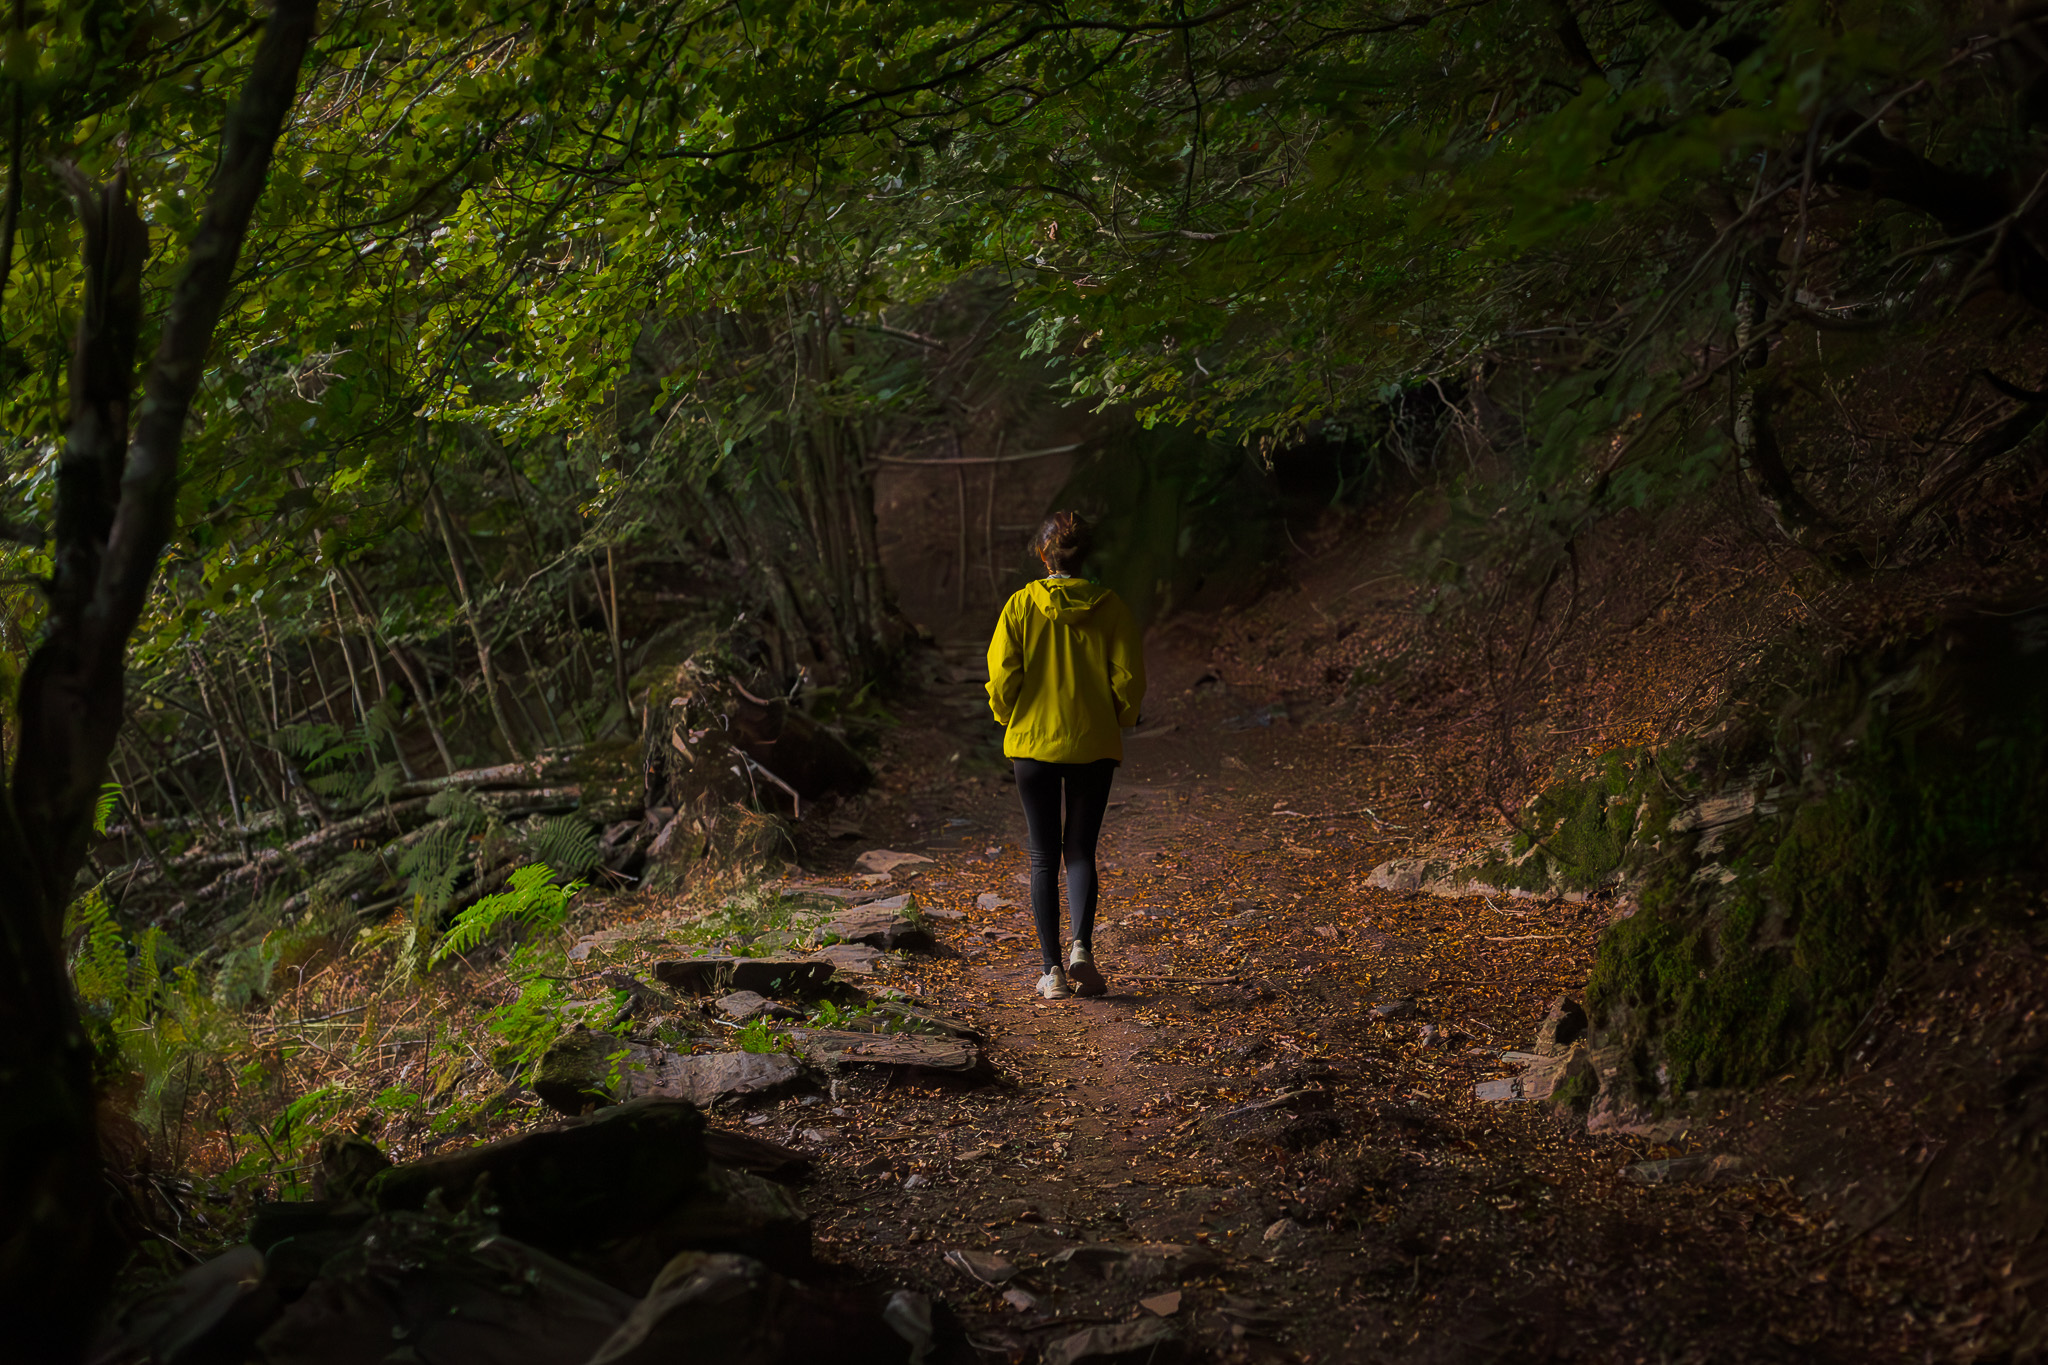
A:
[1014,757,1117,970]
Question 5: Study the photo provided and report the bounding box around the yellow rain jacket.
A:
[986,576,1146,763]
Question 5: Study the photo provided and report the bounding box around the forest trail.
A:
[753,635,1934,1365]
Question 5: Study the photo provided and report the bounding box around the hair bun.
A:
[1033,511,1092,574]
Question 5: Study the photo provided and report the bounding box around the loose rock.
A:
[824,904,934,951]
[1042,1317,1183,1365]
[943,1249,1017,1285]
[1263,1216,1305,1245]
[789,1028,989,1078]
[855,849,934,873]
[534,1035,805,1115]
[715,991,800,1023]
[813,942,886,974]
[368,1098,706,1248]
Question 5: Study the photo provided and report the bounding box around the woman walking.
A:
[986,511,1146,999]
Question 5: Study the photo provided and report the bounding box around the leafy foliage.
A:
[92,783,122,836]
[734,1018,784,1055]
[66,890,164,1035]
[433,864,581,964]
[523,815,600,882]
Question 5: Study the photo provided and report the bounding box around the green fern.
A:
[276,713,410,812]
[485,976,567,1075]
[400,789,504,918]
[93,782,122,835]
[399,824,471,918]
[525,815,600,879]
[433,863,581,963]
[66,888,165,1029]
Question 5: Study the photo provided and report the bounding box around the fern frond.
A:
[398,824,470,918]
[65,889,165,1026]
[66,890,128,1010]
[93,782,121,835]
[364,761,402,802]
[432,863,580,963]
[527,815,600,878]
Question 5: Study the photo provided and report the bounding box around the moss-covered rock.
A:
[1465,747,1689,894]
[1579,612,2048,1120]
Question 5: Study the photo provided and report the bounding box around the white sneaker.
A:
[1036,967,1073,999]
[1067,942,1107,997]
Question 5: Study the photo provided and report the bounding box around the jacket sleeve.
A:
[986,599,1025,725]
[1107,595,1146,727]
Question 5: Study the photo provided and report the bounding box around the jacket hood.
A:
[1027,576,1111,622]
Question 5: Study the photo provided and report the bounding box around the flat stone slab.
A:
[568,926,666,962]
[786,1028,988,1077]
[654,955,837,997]
[870,1002,985,1042]
[943,1248,1017,1285]
[633,1050,803,1108]
[713,991,800,1023]
[825,904,933,951]
[1365,857,1428,893]
[1473,1043,1590,1104]
[1044,1318,1183,1365]
[855,849,934,873]
[1622,1153,1753,1186]
[813,943,885,975]
[536,1032,803,1113]
[702,1127,812,1180]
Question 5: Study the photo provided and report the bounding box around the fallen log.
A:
[155,786,584,927]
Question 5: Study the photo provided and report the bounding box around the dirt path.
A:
[763,645,1940,1364]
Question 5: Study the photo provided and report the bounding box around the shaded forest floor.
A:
[104,502,2047,1364]
[742,626,2030,1365]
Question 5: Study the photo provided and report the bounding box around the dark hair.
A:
[1033,510,1091,575]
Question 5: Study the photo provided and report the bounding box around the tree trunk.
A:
[0,4,315,1351]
